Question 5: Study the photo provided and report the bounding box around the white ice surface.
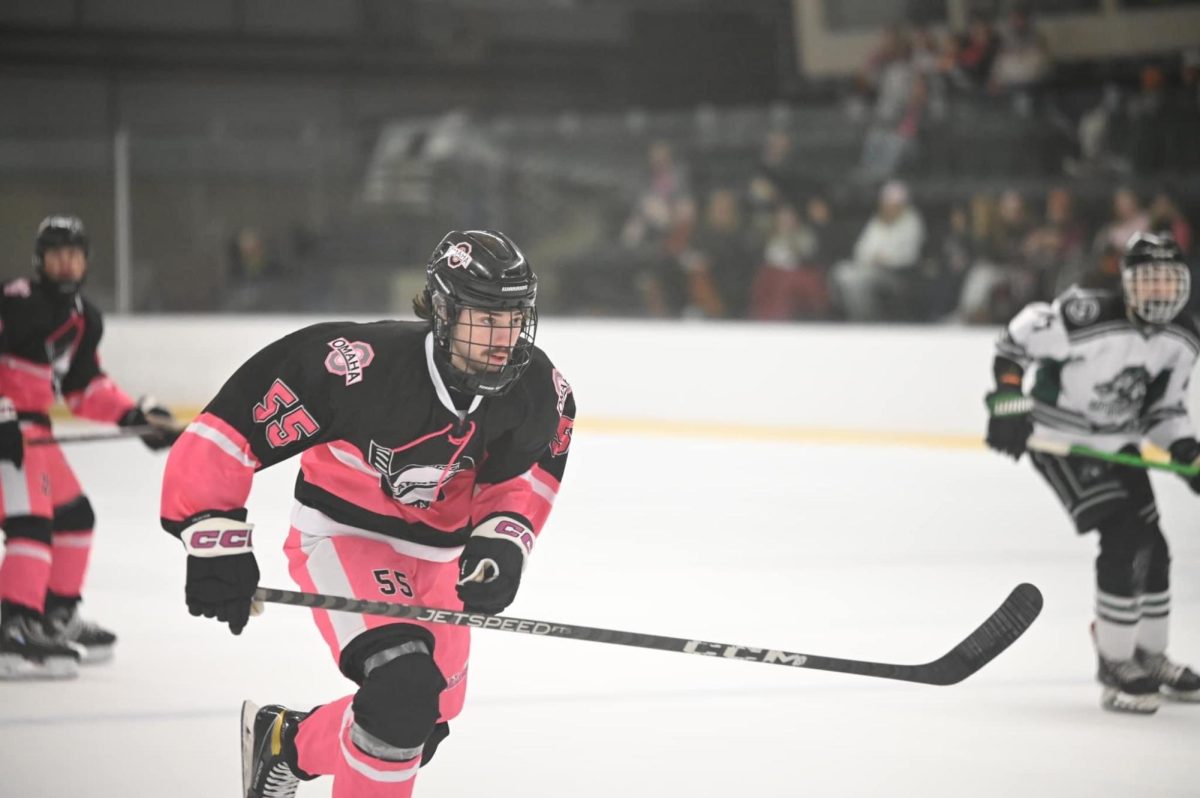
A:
[1,427,1198,797]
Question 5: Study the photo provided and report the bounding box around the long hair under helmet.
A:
[1121,231,1190,327]
[423,230,538,396]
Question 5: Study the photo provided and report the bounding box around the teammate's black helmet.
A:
[424,230,538,396]
[34,214,89,295]
[1120,232,1190,326]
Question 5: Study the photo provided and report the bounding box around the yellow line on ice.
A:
[575,417,984,451]
[49,405,1169,459]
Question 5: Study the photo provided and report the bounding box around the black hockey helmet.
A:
[34,214,89,295]
[424,230,538,396]
[1120,232,1190,326]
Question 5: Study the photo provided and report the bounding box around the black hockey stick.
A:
[254,582,1042,686]
[28,424,183,446]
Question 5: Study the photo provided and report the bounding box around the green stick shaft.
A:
[1027,438,1199,476]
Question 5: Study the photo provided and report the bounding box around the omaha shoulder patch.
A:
[325,337,375,386]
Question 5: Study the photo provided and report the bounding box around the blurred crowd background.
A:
[1,0,1198,322]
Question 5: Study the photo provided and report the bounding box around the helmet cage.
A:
[1123,261,1190,326]
[431,291,538,396]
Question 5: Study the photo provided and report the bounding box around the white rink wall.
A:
[99,317,1200,439]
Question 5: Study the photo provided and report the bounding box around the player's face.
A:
[42,246,87,283]
[449,306,525,374]
[1127,262,1190,324]
[1134,265,1183,301]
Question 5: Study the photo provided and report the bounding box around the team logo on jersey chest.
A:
[1090,366,1151,415]
[367,429,476,508]
[325,338,375,386]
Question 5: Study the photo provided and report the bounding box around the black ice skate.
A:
[1096,655,1161,714]
[1136,648,1200,703]
[0,608,82,680]
[241,700,311,798]
[44,604,116,664]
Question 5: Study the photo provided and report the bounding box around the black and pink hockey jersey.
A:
[160,321,574,548]
[0,276,136,426]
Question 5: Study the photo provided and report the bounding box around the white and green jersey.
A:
[997,286,1199,452]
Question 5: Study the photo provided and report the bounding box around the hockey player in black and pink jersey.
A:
[159,230,574,798]
[985,232,1200,714]
[0,215,179,679]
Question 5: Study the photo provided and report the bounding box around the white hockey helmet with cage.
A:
[1121,232,1190,326]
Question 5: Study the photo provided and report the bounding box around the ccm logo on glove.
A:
[187,527,253,551]
[180,517,255,558]
[490,518,534,555]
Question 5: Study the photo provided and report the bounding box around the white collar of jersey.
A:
[424,332,483,417]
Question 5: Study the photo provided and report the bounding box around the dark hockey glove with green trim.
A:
[985,390,1033,460]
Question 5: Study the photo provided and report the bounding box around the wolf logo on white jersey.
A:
[997,286,1199,450]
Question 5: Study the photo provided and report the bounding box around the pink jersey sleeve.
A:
[472,462,562,535]
[64,375,136,424]
[161,412,261,526]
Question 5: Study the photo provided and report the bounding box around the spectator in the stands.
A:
[1149,189,1193,255]
[957,189,1034,324]
[680,188,755,319]
[1096,186,1149,254]
[750,202,829,321]
[831,180,925,321]
[953,13,1000,92]
[1069,83,1132,177]
[744,130,797,247]
[1173,49,1200,172]
[911,26,950,121]
[620,140,697,316]
[854,32,927,182]
[1128,65,1171,173]
[1023,186,1086,296]
[989,5,1052,115]
[927,204,974,320]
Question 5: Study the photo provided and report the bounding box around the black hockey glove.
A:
[177,512,260,635]
[456,515,534,615]
[0,398,23,469]
[1168,438,1200,494]
[119,396,182,452]
[984,390,1034,460]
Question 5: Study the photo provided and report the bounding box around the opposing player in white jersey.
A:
[985,232,1200,714]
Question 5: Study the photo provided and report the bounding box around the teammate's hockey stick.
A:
[1027,438,1200,477]
[254,582,1042,686]
[27,424,178,446]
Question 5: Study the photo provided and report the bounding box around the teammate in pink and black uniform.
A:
[159,230,574,798]
[0,215,179,679]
